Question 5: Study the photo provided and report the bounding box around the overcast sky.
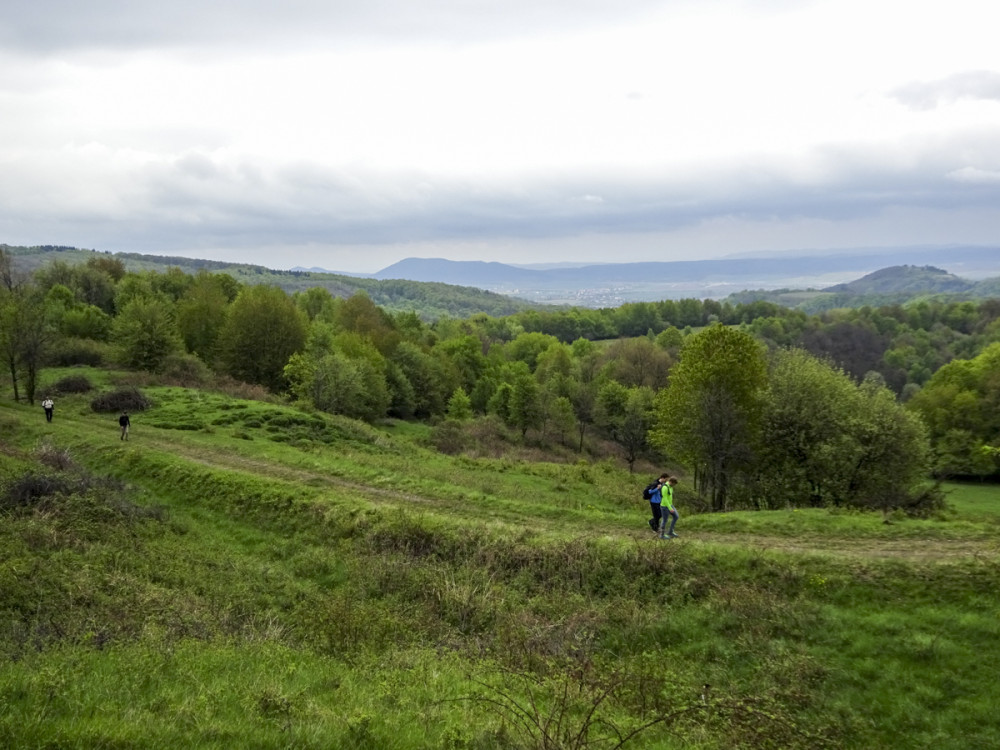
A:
[2,0,999,272]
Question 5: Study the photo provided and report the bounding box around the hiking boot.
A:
[668,532,678,538]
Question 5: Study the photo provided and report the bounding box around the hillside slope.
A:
[727,262,1000,312]
[2,244,542,319]
[823,265,972,294]
[2,376,1000,749]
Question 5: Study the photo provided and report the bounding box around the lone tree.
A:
[650,324,767,511]
[1,249,53,404]
[218,285,307,392]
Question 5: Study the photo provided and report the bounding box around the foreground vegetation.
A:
[3,376,999,749]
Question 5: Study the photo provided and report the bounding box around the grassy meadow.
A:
[2,367,999,749]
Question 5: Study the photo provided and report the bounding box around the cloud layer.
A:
[2,0,1000,271]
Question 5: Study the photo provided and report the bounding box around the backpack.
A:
[642,482,659,501]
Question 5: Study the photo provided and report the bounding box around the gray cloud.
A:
[5,130,1000,259]
[0,0,673,55]
[890,70,1000,110]
[3,1,997,271]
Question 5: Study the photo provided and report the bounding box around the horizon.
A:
[2,1,999,273]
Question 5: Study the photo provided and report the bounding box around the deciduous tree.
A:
[218,285,307,392]
[111,296,184,372]
[650,325,767,510]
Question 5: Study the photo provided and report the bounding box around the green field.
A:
[2,370,999,749]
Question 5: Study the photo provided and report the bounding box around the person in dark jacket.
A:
[647,473,669,534]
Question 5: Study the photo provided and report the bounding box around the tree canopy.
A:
[650,325,768,511]
[5,248,994,510]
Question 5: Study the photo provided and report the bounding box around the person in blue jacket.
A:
[647,473,669,534]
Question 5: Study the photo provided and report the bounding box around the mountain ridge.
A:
[7,242,1000,308]
[369,246,1000,304]
[372,247,1000,286]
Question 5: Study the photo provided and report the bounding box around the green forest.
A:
[3,245,1000,748]
[5,245,1000,491]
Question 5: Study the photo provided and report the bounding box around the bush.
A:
[35,440,75,471]
[210,375,279,403]
[51,374,94,394]
[465,415,515,458]
[1,470,163,522]
[159,352,210,386]
[430,419,469,455]
[46,337,108,367]
[90,387,152,414]
[1,473,75,509]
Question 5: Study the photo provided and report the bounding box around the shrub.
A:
[430,419,469,455]
[35,440,75,471]
[210,375,279,403]
[465,415,514,458]
[90,387,152,414]
[159,352,210,386]
[1,470,163,522]
[46,337,108,367]
[52,374,94,394]
[1,473,75,509]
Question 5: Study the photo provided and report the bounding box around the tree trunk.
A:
[6,355,18,401]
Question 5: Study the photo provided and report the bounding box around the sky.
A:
[2,0,999,273]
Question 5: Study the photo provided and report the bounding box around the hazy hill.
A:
[823,265,972,295]
[7,242,1000,310]
[2,245,542,319]
[373,246,1000,305]
[374,247,1000,287]
[727,263,1000,312]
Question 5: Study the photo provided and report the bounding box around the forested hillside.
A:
[727,264,1000,313]
[5,245,1000,494]
[2,244,541,320]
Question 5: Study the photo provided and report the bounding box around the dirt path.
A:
[124,430,547,527]
[113,426,1000,563]
[689,532,1000,561]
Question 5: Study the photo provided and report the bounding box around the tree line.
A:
[3,248,999,508]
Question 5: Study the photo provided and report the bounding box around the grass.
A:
[2,368,1000,749]
[942,481,1000,521]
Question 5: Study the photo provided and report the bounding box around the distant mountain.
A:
[727,262,1000,313]
[375,258,543,285]
[8,242,1000,311]
[823,266,972,295]
[375,247,1000,285]
[374,246,1000,306]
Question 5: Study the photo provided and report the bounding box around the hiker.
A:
[661,476,679,538]
[646,473,669,534]
[42,397,54,422]
[119,411,130,441]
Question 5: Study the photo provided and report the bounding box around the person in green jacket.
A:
[660,476,679,539]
